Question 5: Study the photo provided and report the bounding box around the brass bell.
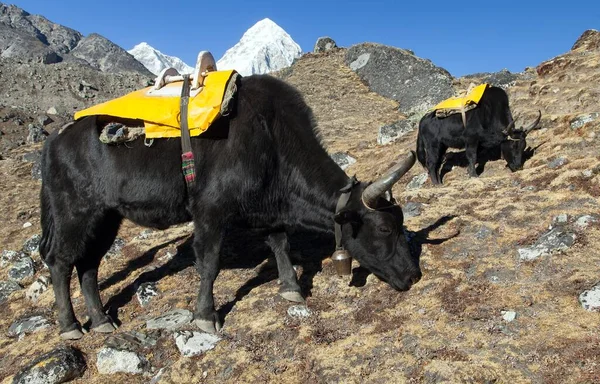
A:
[331,249,352,276]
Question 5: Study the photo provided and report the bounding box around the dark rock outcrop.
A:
[345,43,454,114]
[314,37,337,53]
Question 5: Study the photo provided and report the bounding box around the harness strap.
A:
[180,74,196,188]
[334,176,359,249]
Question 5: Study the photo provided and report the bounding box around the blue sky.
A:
[8,0,600,77]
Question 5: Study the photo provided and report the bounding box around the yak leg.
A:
[47,261,83,339]
[193,221,223,334]
[465,140,479,177]
[75,211,121,334]
[266,232,304,303]
[426,142,446,185]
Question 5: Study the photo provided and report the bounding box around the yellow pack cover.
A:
[430,83,488,112]
[74,70,237,139]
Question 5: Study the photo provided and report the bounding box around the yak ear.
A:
[334,209,360,225]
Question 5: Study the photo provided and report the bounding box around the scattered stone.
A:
[579,284,600,312]
[553,213,569,225]
[46,106,58,115]
[38,115,53,126]
[136,229,153,240]
[22,233,42,256]
[96,347,149,375]
[475,226,493,240]
[136,281,158,307]
[106,331,158,350]
[174,331,221,357]
[570,112,599,129]
[330,152,356,170]
[8,315,51,338]
[26,275,51,301]
[0,280,22,303]
[146,309,193,330]
[582,169,594,178]
[150,368,166,384]
[287,305,312,319]
[26,123,48,143]
[501,310,517,322]
[548,157,568,169]
[22,221,33,228]
[575,215,598,230]
[314,36,337,53]
[106,237,126,257]
[402,202,422,219]
[406,173,428,190]
[345,43,454,114]
[517,227,576,261]
[1,250,27,267]
[377,120,414,145]
[8,256,35,282]
[13,346,87,384]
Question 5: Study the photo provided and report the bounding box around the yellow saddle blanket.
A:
[430,83,488,116]
[74,70,238,139]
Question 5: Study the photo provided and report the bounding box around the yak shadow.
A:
[350,215,459,288]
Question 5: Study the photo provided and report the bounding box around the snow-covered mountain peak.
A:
[128,42,194,76]
[216,18,302,76]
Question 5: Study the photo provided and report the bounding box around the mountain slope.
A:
[128,42,194,76]
[216,18,301,76]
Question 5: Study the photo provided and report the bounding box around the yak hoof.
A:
[194,318,222,334]
[92,322,117,333]
[60,328,85,340]
[280,291,305,303]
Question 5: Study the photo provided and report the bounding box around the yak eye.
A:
[378,226,392,235]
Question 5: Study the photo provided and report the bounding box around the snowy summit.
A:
[128,42,194,76]
[216,18,302,76]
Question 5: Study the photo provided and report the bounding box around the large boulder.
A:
[345,43,454,114]
[314,37,337,53]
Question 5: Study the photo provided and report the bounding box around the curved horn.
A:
[503,119,515,135]
[523,110,542,133]
[362,151,416,208]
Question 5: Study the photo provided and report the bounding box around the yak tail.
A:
[39,187,54,261]
[416,129,427,169]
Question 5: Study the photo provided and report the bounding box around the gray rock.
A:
[1,250,27,267]
[96,347,148,375]
[0,280,21,303]
[9,256,35,282]
[570,112,599,129]
[150,368,166,384]
[46,107,58,115]
[377,120,414,145]
[345,43,454,114]
[8,315,51,338]
[106,237,126,258]
[287,305,312,319]
[22,233,42,256]
[105,331,158,350]
[579,284,600,312]
[146,309,193,330]
[462,69,523,89]
[26,275,51,301]
[517,227,576,261]
[26,123,47,143]
[136,281,158,307]
[402,202,422,219]
[501,310,517,322]
[475,226,493,240]
[406,173,428,190]
[575,215,598,230]
[38,115,53,126]
[330,152,356,170]
[314,37,337,53]
[174,331,221,357]
[13,346,87,384]
[548,157,568,169]
[553,214,569,225]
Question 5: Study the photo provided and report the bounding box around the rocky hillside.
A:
[0,3,152,76]
[0,27,600,384]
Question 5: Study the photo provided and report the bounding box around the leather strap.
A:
[180,75,196,188]
[334,176,359,249]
